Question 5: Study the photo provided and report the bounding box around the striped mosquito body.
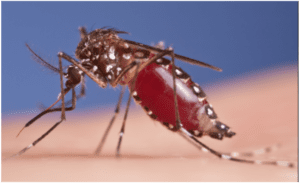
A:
[12,27,294,168]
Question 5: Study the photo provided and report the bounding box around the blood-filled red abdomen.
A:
[129,62,206,131]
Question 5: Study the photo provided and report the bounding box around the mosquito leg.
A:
[115,92,131,157]
[168,47,182,130]
[10,88,77,158]
[12,120,64,158]
[116,62,141,156]
[11,56,77,158]
[26,45,86,108]
[16,53,73,137]
[179,128,294,168]
[179,131,280,159]
[80,74,86,97]
[16,89,72,137]
[94,85,126,155]
[177,130,281,160]
[59,53,66,121]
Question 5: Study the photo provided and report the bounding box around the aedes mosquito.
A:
[12,27,294,168]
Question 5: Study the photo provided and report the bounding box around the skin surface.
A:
[2,65,297,181]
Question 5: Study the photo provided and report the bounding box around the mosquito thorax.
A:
[75,28,134,87]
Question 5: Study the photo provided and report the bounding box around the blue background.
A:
[2,2,298,117]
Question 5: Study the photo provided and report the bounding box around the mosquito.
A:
[12,27,294,168]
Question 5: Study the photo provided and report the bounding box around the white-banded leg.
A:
[179,133,281,158]
[178,132,281,158]
[94,85,126,155]
[115,62,141,156]
[10,88,76,158]
[224,144,282,158]
[10,56,76,158]
[179,128,294,168]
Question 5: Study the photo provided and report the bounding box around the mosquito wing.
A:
[123,39,222,72]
